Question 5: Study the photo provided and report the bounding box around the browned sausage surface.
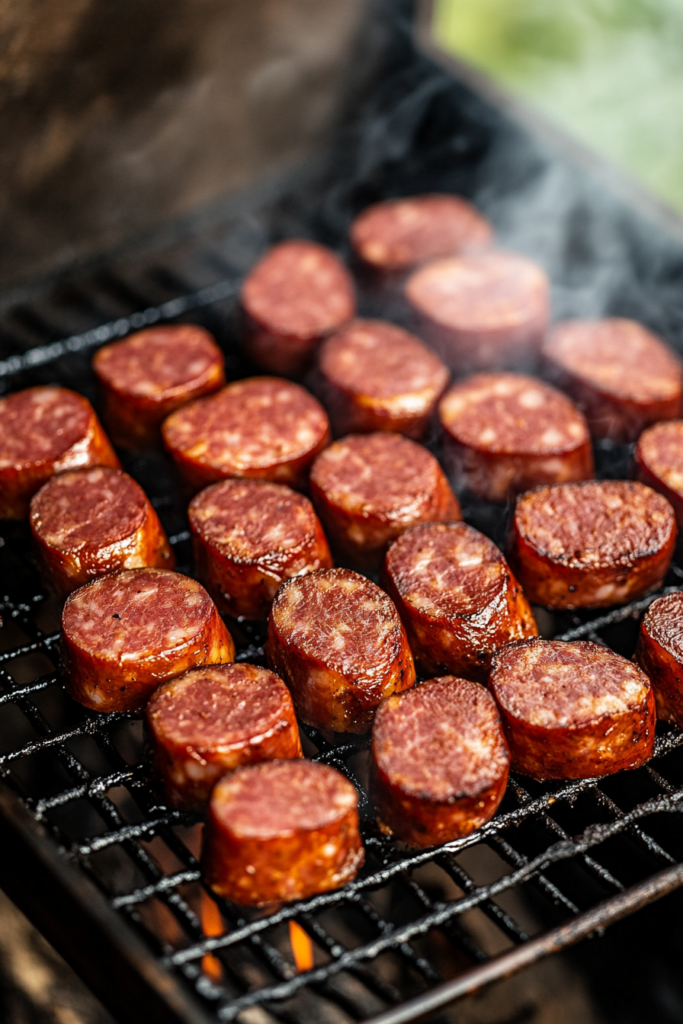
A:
[92,324,225,448]
[316,319,449,439]
[370,676,510,847]
[635,592,683,727]
[310,432,460,570]
[634,420,683,528]
[439,372,594,501]
[267,567,415,733]
[383,522,537,681]
[189,478,332,620]
[542,319,682,443]
[202,759,364,905]
[0,386,119,519]
[162,377,330,491]
[509,480,676,609]
[30,466,174,599]
[146,663,301,811]
[489,638,655,779]
[61,568,235,713]
[241,240,356,376]
[405,251,549,374]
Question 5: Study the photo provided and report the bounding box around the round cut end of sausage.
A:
[350,194,493,273]
[371,676,509,846]
[635,592,683,726]
[490,638,655,779]
[641,592,683,660]
[635,420,683,527]
[0,387,91,469]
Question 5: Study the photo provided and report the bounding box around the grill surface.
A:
[2,4,683,1023]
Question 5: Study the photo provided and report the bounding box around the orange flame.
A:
[200,890,224,982]
[289,920,314,972]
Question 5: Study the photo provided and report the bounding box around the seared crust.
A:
[634,420,683,528]
[189,479,332,620]
[0,386,119,520]
[310,432,460,570]
[370,676,510,847]
[383,522,537,681]
[509,480,676,609]
[61,568,235,713]
[202,759,364,905]
[490,638,656,780]
[146,663,301,810]
[439,372,594,501]
[266,567,415,733]
[635,592,683,726]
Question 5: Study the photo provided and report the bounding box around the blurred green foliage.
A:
[433,0,683,210]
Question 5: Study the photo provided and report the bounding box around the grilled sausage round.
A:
[383,522,537,681]
[146,663,301,811]
[439,372,594,501]
[542,319,682,444]
[509,480,676,609]
[30,466,174,599]
[189,478,332,621]
[309,432,460,570]
[634,420,683,529]
[635,592,683,727]
[241,240,356,377]
[62,568,235,712]
[267,567,415,733]
[489,638,656,779]
[92,324,225,449]
[0,386,119,520]
[202,759,364,905]
[405,251,549,374]
[162,377,330,492]
[316,319,449,440]
[370,676,510,846]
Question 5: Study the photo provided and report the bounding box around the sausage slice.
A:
[92,324,225,448]
[162,377,330,491]
[202,759,364,905]
[241,240,356,377]
[490,638,655,779]
[405,251,549,374]
[635,420,683,528]
[146,663,301,811]
[439,372,594,501]
[267,567,415,733]
[371,676,509,847]
[62,568,235,712]
[383,522,537,681]
[310,432,460,570]
[635,592,683,727]
[0,386,119,519]
[509,480,676,609]
[189,478,332,621]
[30,466,174,599]
[542,319,682,443]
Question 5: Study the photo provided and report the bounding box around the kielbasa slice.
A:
[202,759,364,905]
[30,466,174,599]
[383,522,537,681]
[92,324,225,449]
[634,420,683,528]
[635,592,683,727]
[241,240,356,377]
[162,377,330,492]
[146,663,301,811]
[0,386,119,520]
[309,432,460,570]
[267,567,415,733]
[439,372,594,502]
[405,251,549,374]
[370,676,510,847]
[62,568,235,713]
[189,478,332,621]
[509,480,676,609]
[315,319,449,439]
[542,319,682,443]
[489,638,655,779]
